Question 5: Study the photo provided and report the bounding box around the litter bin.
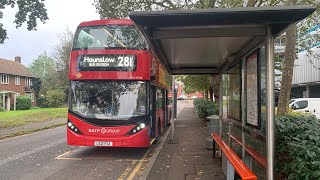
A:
[206,115,219,150]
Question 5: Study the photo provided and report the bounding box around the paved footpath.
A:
[146,104,225,180]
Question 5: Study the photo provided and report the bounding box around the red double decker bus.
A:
[67,19,172,147]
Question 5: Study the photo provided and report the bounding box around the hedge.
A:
[275,114,320,179]
[16,96,32,110]
[47,90,66,108]
[193,98,218,119]
[37,96,49,108]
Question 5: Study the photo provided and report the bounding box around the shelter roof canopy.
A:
[130,6,316,74]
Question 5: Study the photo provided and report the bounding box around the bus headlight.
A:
[140,123,146,129]
[67,120,83,134]
[126,122,147,135]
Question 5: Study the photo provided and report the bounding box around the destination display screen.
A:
[78,54,137,71]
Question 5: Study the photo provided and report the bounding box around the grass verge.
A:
[0,123,65,141]
[0,108,67,129]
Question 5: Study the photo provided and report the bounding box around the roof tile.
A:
[0,58,35,77]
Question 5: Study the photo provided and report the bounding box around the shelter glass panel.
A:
[227,65,241,121]
[229,123,242,156]
[260,47,266,134]
[244,47,266,179]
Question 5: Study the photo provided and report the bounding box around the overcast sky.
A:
[0,0,99,66]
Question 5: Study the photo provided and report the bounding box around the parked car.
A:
[177,95,188,100]
[191,95,197,99]
[289,98,320,119]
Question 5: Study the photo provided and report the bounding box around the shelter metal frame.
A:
[130,6,315,179]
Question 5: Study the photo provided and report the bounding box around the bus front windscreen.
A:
[70,81,147,120]
[73,25,147,50]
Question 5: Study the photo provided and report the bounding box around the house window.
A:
[1,74,9,84]
[26,93,34,103]
[25,78,33,88]
[15,93,20,97]
[15,76,20,85]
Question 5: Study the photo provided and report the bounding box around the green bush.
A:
[193,98,218,119]
[37,96,49,108]
[275,114,320,179]
[47,90,66,108]
[16,96,32,110]
[193,98,204,107]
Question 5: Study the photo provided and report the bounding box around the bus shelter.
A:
[130,6,315,179]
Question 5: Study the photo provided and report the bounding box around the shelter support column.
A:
[241,57,247,161]
[219,73,223,156]
[171,75,176,140]
[266,26,275,180]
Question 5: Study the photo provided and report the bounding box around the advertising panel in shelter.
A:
[246,50,260,128]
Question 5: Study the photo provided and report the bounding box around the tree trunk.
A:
[209,75,214,101]
[213,75,220,104]
[277,25,297,115]
[209,87,214,101]
[204,90,208,101]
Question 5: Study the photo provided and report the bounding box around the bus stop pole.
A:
[266,26,275,180]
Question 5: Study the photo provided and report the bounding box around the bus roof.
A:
[78,19,134,27]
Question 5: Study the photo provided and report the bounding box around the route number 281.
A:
[117,56,134,67]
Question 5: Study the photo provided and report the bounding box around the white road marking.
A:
[0,139,65,166]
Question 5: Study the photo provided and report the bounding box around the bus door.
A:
[162,89,166,128]
[156,88,165,132]
[150,85,157,138]
[165,90,170,126]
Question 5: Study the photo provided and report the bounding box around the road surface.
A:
[0,101,191,180]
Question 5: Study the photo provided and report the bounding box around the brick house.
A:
[0,56,36,111]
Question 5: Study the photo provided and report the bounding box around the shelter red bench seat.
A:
[228,133,267,169]
[211,132,257,180]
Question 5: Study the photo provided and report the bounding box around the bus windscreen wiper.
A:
[101,28,127,48]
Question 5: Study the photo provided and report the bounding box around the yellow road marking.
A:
[54,150,82,160]
[150,138,155,145]
[55,157,82,160]
[118,161,137,180]
[127,157,146,180]
[54,151,71,159]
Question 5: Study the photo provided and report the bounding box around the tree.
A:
[0,0,48,43]
[29,52,55,79]
[29,52,56,95]
[177,75,211,100]
[277,25,297,115]
[53,29,73,95]
[277,3,320,115]
[94,0,198,19]
[32,78,42,103]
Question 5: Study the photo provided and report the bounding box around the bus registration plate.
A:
[94,141,113,146]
